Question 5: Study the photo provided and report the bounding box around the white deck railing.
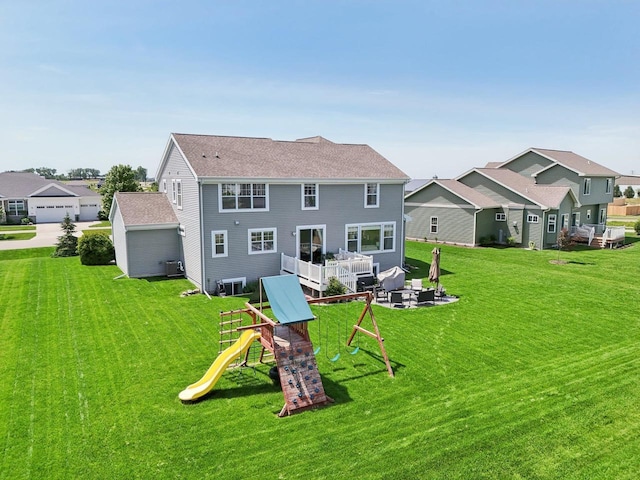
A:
[280,251,373,295]
[602,226,625,246]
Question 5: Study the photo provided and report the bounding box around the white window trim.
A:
[218,183,269,213]
[547,214,557,233]
[162,179,167,194]
[176,179,183,210]
[248,228,277,255]
[364,183,379,208]
[605,178,612,194]
[527,214,539,223]
[583,178,591,196]
[301,183,319,210]
[211,230,228,258]
[495,213,506,221]
[586,209,591,220]
[430,216,438,234]
[561,214,569,230]
[220,277,246,296]
[599,208,606,224]
[171,179,176,204]
[345,221,396,254]
[8,200,25,215]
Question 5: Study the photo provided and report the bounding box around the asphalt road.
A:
[0,222,100,251]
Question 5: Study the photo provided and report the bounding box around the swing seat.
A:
[330,353,341,362]
[349,346,360,355]
[314,346,321,355]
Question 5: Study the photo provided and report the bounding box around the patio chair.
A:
[410,278,423,291]
[390,291,405,308]
[415,288,435,306]
[357,275,377,294]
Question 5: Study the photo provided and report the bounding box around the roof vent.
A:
[202,153,206,158]
[215,151,220,158]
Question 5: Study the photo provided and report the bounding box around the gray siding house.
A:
[405,148,618,249]
[110,134,409,294]
[0,172,101,223]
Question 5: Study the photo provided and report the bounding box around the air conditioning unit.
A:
[165,261,184,277]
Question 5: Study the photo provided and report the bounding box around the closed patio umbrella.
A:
[428,247,441,288]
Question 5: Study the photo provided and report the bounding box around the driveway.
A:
[0,222,101,251]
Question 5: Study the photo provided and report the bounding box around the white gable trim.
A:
[155,135,198,181]
[29,182,78,197]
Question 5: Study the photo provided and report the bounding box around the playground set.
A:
[178,275,393,417]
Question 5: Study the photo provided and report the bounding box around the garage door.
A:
[35,205,76,223]
[79,203,100,221]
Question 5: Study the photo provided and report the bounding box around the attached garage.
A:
[32,202,77,223]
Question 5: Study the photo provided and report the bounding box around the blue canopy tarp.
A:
[261,275,315,324]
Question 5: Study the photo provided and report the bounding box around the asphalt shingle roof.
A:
[171,134,409,181]
[0,172,99,198]
[530,148,619,177]
[113,192,178,227]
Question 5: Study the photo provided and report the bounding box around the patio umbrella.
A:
[428,247,441,288]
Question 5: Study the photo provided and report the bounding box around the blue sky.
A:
[1,0,638,179]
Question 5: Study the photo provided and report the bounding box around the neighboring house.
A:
[110,134,409,295]
[405,148,619,249]
[0,172,101,223]
[615,175,640,197]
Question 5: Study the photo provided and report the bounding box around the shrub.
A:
[624,186,636,199]
[325,276,347,297]
[506,236,516,246]
[78,233,115,265]
[634,219,640,235]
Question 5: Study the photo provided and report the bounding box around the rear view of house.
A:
[110,134,409,295]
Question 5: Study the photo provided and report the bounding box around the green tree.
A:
[613,185,622,197]
[134,166,148,182]
[624,186,636,199]
[556,227,575,263]
[100,164,142,218]
[52,213,78,257]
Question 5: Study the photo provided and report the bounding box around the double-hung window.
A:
[220,183,268,211]
[211,230,228,257]
[430,216,438,234]
[583,178,591,195]
[365,183,379,208]
[248,228,277,254]
[605,178,612,194]
[302,183,318,210]
[547,214,557,233]
[176,180,182,209]
[162,179,167,194]
[171,179,177,203]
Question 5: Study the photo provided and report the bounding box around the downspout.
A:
[198,179,208,296]
[541,207,550,250]
[473,208,483,246]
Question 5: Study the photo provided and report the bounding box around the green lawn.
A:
[0,232,36,241]
[88,221,111,228]
[0,225,36,231]
[2,240,640,478]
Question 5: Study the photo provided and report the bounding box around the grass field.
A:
[1,239,640,479]
[0,226,36,232]
[0,232,36,241]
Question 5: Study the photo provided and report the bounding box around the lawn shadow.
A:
[404,256,452,280]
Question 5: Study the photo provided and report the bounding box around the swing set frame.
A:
[306,291,394,377]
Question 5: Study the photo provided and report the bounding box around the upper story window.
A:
[176,180,183,209]
[162,179,167,194]
[527,214,539,223]
[220,183,268,211]
[171,179,177,203]
[605,178,612,194]
[302,183,318,210]
[583,178,591,195]
[365,183,379,208]
[495,213,506,221]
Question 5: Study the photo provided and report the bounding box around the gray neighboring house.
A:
[405,148,618,249]
[0,172,101,223]
[110,134,409,294]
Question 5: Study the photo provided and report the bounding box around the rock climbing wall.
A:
[274,338,331,416]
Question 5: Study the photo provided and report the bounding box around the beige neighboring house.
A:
[615,175,640,197]
[0,172,101,223]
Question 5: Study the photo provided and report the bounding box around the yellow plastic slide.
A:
[178,329,261,401]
